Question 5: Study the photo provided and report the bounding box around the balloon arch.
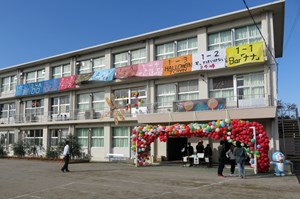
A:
[131,119,270,173]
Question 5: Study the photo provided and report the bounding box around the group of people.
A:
[218,140,247,178]
[182,140,212,167]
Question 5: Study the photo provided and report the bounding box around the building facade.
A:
[0,1,284,162]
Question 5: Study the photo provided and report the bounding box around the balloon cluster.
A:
[131,119,270,172]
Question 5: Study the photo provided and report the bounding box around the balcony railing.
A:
[0,94,275,125]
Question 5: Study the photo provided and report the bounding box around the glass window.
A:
[156,84,176,108]
[131,48,146,65]
[112,127,129,147]
[156,42,175,60]
[208,30,232,50]
[209,76,234,102]
[24,130,43,146]
[26,70,45,83]
[235,24,262,46]
[51,96,70,114]
[52,64,71,78]
[78,92,105,113]
[178,80,199,101]
[0,103,15,119]
[92,92,105,112]
[25,99,44,116]
[78,94,90,113]
[236,72,264,99]
[114,52,128,68]
[177,37,198,56]
[91,128,104,147]
[1,75,17,92]
[76,128,88,147]
[50,129,68,147]
[93,57,105,72]
[114,87,147,108]
[114,89,129,108]
[78,57,105,74]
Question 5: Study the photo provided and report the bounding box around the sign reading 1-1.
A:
[226,42,265,67]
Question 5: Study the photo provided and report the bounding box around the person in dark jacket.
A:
[234,141,247,179]
[204,144,213,167]
[218,140,226,177]
[187,142,194,167]
[196,140,205,164]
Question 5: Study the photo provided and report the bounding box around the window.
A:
[78,57,105,74]
[156,80,199,108]
[113,48,146,68]
[8,133,14,145]
[52,64,71,78]
[51,96,70,114]
[24,130,43,146]
[114,87,147,108]
[0,103,15,119]
[25,99,44,116]
[1,75,17,93]
[237,72,264,99]
[209,76,234,102]
[77,92,105,113]
[26,70,45,83]
[76,128,88,147]
[91,128,104,147]
[156,84,176,108]
[112,127,129,147]
[50,129,68,147]
[178,80,199,100]
[156,37,198,60]
[208,24,262,50]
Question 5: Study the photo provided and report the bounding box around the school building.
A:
[0,1,285,163]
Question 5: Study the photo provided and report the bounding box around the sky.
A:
[0,0,299,107]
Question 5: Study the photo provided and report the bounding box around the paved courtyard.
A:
[0,159,299,199]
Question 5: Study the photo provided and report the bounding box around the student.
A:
[234,141,247,179]
[226,144,236,176]
[204,144,213,168]
[61,141,70,173]
[196,140,205,164]
[217,140,226,178]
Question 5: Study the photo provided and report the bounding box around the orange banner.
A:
[163,54,192,76]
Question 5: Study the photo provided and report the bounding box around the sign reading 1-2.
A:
[226,42,265,67]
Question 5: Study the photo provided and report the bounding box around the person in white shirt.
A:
[226,144,236,176]
[61,141,70,172]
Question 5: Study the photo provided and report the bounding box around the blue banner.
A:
[173,98,226,112]
[28,82,44,95]
[43,78,60,93]
[16,84,30,96]
[89,68,115,81]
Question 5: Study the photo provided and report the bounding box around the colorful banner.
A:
[226,42,265,67]
[115,65,138,78]
[15,84,30,96]
[173,98,226,112]
[192,49,226,71]
[89,68,115,81]
[135,60,163,77]
[75,73,93,84]
[163,54,192,76]
[59,75,76,90]
[43,78,60,93]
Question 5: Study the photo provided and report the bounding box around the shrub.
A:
[0,144,7,157]
[58,134,82,159]
[12,141,28,157]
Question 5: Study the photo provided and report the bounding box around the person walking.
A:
[204,144,213,168]
[226,144,236,176]
[61,140,70,173]
[217,140,226,178]
[234,141,247,179]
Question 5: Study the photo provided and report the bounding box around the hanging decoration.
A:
[100,94,126,125]
[131,119,270,173]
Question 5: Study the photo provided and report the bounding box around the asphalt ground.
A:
[0,159,299,199]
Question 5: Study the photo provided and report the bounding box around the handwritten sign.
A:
[136,60,163,77]
[89,68,115,81]
[43,79,60,93]
[226,42,264,67]
[163,54,192,76]
[192,49,226,71]
[115,65,138,78]
[59,75,76,90]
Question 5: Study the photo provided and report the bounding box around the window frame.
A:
[112,127,129,148]
[52,64,71,78]
[1,75,17,93]
[26,69,45,83]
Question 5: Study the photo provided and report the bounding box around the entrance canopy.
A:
[131,119,270,173]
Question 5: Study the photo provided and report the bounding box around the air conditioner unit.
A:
[84,109,96,119]
[26,114,37,122]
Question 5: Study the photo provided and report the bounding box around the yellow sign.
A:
[163,54,192,76]
[226,42,265,67]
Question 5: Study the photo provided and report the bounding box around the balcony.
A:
[0,93,276,126]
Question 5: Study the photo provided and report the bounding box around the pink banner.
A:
[136,60,163,77]
[115,65,138,78]
[59,75,76,90]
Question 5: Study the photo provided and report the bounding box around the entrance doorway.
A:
[167,137,187,161]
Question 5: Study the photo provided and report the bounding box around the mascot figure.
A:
[270,151,289,176]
